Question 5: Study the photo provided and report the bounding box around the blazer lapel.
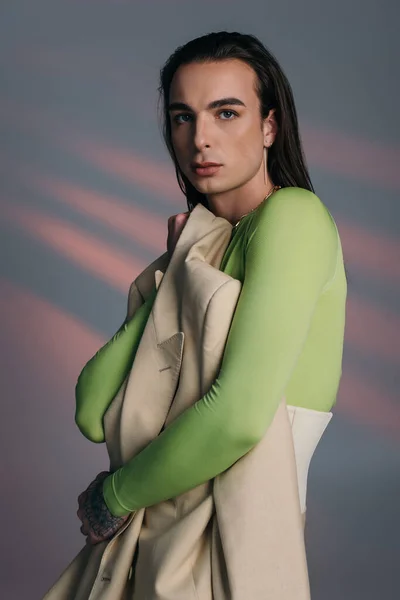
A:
[134,252,170,299]
[151,204,232,341]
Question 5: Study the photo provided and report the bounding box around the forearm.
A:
[75,288,156,442]
[103,377,259,516]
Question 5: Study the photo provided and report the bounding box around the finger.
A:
[168,212,188,228]
[167,215,178,234]
[81,515,91,535]
[78,491,87,505]
[175,214,190,234]
[80,522,89,536]
[175,212,189,226]
[88,525,108,546]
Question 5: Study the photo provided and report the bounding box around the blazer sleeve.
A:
[103,189,339,516]
[75,285,157,443]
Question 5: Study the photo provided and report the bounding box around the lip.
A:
[191,162,222,177]
[191,162,222,168]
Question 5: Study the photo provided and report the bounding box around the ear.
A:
[263,108,278,147]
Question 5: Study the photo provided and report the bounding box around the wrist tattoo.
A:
[84,473,127,539]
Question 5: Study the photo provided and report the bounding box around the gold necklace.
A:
[233,184,281,229]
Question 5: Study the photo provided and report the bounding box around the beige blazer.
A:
[43,203,332,600]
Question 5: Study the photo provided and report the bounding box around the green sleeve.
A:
[103,189,339,516]
[75,286,157,443]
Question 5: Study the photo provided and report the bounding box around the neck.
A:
[206,172,275,225]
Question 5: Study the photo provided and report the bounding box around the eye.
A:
[173,113,193,125]
[218,110,238,120]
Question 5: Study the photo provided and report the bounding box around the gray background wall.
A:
[0,1,399,598]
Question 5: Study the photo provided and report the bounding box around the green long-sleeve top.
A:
[75,187,347,517]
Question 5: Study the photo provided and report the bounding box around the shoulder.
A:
[261,186,330,219]
[246,187,339,269]
[254,186,337,239]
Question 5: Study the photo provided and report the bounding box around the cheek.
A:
[245,123,263,145]
[230,139,262,175]
[227,122,262,157]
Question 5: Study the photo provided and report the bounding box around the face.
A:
[168,59,276,198]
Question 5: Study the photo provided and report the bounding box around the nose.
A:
[193,113,211,151]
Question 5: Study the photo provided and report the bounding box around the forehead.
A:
[169,59,258,106]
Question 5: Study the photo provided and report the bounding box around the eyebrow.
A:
[168,97,246,112]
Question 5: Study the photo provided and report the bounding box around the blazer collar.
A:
[151,204,232,346]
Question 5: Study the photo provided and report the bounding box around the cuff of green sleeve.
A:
[102,473,131,517]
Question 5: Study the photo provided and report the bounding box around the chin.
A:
[190,178,227,195]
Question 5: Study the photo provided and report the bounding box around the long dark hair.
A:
[158,31,315,211]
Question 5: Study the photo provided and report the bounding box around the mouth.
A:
[191,162,223,177]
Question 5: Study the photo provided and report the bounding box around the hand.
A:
[77,471,130,545]
[167,211,190,258]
